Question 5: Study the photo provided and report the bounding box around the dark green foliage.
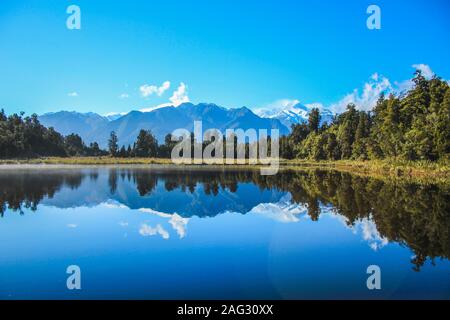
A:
[118,145,127,158]
[134,129,158,157]
[0,109,108,158]
[290,123,309,144]
[158,134,177,158]
[325,132,340,160]
[280,71,450,162]
[108,131,119,157]
[0,111,66,158]
[64,134,85,156]
[87,142,106,156]
[308,107,321,133]
[352,111,370,160]
[279,135,294,159]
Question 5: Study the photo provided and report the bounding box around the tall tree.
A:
[64,133,85,156]
[108,131,119,157]
[308,108,321,133]
[337,104,358,159]
[352,112,370,160]
[134,129,158,157]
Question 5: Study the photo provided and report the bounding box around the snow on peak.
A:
[249,194,308,223]
[255,100,335,129]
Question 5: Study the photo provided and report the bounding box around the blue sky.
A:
[0,0,449,115]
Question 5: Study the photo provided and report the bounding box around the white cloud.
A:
[329,64,439,113]
[329,73,392,113]
[68,92,78,97]
[169,82,190,106]
[138,82,189,111]
[323,210,389,251]
[139,223,170,239]
[139,208,189,239]
[168,214,189,239]
[139,103,173,113]
[119,93,129,99]
[359,218,388,251]
[259,65,440,116]
[256,73,394,115]
[139,81,171,98]
[394,79,414,94]
[119,221,129,227]
[412,64,434,79]
[371,72,379,81]
[67,223,78,228]
[393,64,435,94]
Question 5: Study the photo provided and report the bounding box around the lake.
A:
[0,166,448,299]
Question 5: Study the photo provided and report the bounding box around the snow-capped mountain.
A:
[248,194,307,223]
[256,101,335,129]
[39,103,289,148]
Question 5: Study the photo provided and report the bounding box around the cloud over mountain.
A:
[169,82,189,106]
[139,81,171,97]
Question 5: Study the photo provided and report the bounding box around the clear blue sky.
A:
[0,0,449,115]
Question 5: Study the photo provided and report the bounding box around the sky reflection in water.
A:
[0,168,448,299]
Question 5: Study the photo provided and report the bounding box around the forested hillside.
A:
[0,111,106,158]
[280,71,449,162]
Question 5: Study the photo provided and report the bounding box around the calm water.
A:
[0,167,449,300]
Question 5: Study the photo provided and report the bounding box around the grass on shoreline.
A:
[0,157,448,181]
[282,159,449,178]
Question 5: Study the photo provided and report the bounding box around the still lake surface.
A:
[0,166,448,299]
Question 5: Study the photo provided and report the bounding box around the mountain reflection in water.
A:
[1,167,448,273]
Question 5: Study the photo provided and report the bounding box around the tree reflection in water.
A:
[0,168,448,271]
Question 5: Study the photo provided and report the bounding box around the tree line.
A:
[107,130,264,159]
[107,129,171,158]
[1,168,448,270]
[0,109,218,159]
[280,71,450,162]
[0,111,108,158]
[1,70,448,161]
[0,110,176,159]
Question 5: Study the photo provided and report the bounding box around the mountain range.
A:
[255,101,335,128]
[39,102,334,148]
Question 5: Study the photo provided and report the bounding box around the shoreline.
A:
[0,157,448,181]
[283,159,450,180]
[0,157,450,184]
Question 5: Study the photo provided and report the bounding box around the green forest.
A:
[281,71,449,162]
[0,111,108,158]
[1,70,449,163]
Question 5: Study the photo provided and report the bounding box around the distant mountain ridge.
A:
[39,103,292,148]
[255,102,335,129]
[39,111,109,137]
